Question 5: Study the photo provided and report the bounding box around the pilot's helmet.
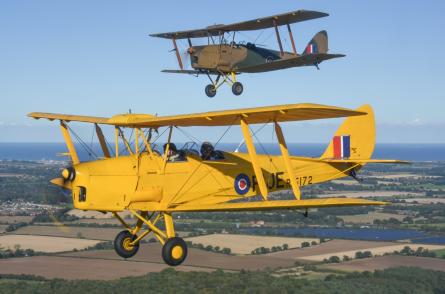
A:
[201,141,214,158]
[164,143,177,155]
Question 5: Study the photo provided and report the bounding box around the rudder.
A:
[304,30,328,54]
[321,105,375,160]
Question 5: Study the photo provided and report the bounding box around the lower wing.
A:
[166,198,386,212]
[161,69,219,75]
[237,53,345,73]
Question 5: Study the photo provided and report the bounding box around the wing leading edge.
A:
[28,103,366,128]
[150,10,328,39]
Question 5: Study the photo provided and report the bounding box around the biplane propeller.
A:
[150,10,345,97]
[28,103,405,266]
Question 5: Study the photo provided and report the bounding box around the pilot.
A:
[163,143,185,162]
[200,141,224,161]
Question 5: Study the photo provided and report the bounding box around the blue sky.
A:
[1,0,444,143]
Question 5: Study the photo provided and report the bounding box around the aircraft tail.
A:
[303,30,329,55]
[321,105,375,160]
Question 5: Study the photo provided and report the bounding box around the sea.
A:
[0,142,444,162]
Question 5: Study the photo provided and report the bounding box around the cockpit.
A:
[158,142,225,162]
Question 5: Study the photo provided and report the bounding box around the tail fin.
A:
[321,105,375,160]
[303,30,328,54]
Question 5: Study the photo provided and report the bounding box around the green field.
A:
[433,249,445,258]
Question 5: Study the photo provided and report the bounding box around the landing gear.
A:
[205,84,216,98]
[112,211,186,266]
[204,71,243,97]
[114,230,139,258]
[162,237,188,266]
[232,82,243,96]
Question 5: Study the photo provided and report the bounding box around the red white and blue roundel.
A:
[234,173,251,195]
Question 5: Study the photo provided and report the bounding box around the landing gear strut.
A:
[112,211,188,266]
[204,71,243,98]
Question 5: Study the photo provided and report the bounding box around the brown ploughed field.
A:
[0,256,214,280]
[321,255,445,272]
[61,243,295,271]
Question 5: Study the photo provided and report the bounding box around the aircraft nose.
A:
[61,167,76,181]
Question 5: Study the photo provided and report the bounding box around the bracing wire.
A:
[66,124,98,159]
[169,118,238,204]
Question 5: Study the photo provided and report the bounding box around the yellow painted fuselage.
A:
[69,151,354,213]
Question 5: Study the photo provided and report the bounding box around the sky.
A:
[0,0,444,143]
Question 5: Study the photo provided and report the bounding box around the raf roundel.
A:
[234,173,251,195]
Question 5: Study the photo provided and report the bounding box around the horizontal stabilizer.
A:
[165,198,386,212]
[237,53,345,73]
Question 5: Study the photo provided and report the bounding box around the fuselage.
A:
[189,43,296,73]
[66,150,355,213]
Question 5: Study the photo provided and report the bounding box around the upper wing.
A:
[28,113,109,124]
[237,53,345,73]
[28,103,366,128]
[150,10,328,39]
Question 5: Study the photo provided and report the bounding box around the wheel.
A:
[205,84,216,98]
[162,237,188,266]
[231,82,243,96]
[114,230,139,258]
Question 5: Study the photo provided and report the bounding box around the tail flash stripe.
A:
[343,136,351,158]
[305,43,318,54]
[333,136,341,158]
[333,135,350,159]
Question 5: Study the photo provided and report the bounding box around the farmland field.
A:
[319,191,424,198]
[0,216,33,224]
[403,198,445,204]
[11,225,123,241]
[265,239,445,261]
[433,248,445,258]
[0,235,100,252]
[321,255,445,272]
[66,209,132,219]
[0,256,214,280]
[340,212,405,224]
[60,243,296,271]
[184,234,318,254]
[296,243,445,261]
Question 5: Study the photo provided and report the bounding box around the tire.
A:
[205,84,216,98]
[114,230,139,258]
[162,237,188,266]
[231,82,243,96]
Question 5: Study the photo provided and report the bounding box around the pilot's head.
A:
[200,142,214,160]
[163,143,177,156]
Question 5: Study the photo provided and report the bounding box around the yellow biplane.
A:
[29,103,403,266]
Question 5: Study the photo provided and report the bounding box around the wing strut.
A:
[95,124,111,158]
[172,37,184,70]
[274,121,300,200]
[60,121,80,164]
[286,24,297,55]
[240,118,268,200]
[273,19,284,57]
